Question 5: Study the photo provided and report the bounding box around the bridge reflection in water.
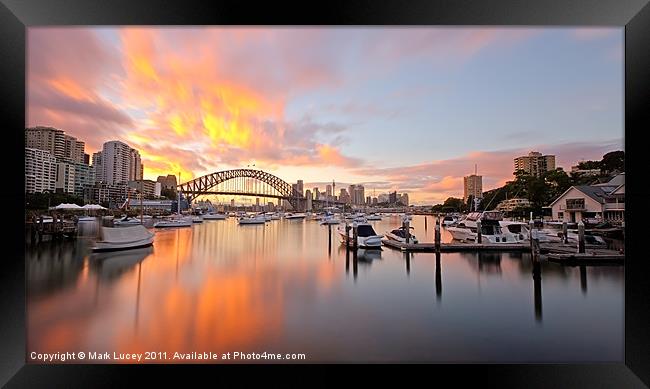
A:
[26,215,623,363]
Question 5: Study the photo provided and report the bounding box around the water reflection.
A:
[27,216,623,362]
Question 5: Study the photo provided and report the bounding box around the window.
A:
[557,212,563,219]
[565,198,585,210]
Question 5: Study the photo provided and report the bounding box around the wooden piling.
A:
[425,216,428,230]
[352,225,358,249]
[404,219,410,244]
[562,221,568,244]
[529,219,535,253]
[476,219,482,244]
[577,221,585,254]
[345,223,351,248]
[434,217,441,253]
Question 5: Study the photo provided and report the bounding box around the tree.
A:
[601,150,624,174]
[160,188,177,200]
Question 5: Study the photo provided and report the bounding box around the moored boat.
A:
[92,224,154,252]
[337,220,383,248]
[384,226,419,244]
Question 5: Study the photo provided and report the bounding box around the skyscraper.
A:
[63,135,86,163]
[514,151,556,177]
[463,174,482,202]
[95,141,143,185]
[325,184,332,199]
[296,180,304,197]
[313,187,320,200]
[92,152,104,182]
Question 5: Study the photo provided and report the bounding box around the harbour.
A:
[26,214,624,362]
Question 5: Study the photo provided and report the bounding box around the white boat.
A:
[385,226,419,244]
[92,225,154,252]
[239,215,266,225]
[203,213,227,220]
[113,216,143,226]
[337,220,383,248]
[154,217,192,228]
[499,221,531,243]
[284,213,306,220]
[366,214,382,221]
[267,213,280,220]
[441,215,458,226]
[78,216,97,222]
[192,216,203,223]
[446,211,516,244]
[320,214,340,225]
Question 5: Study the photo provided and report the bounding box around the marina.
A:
[26,214,624,362]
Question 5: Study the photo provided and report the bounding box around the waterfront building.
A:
[83,182,134,207]
[125,199,173,214]
[463,174,482,202]
[157,174,178,190]
[128,179,159,198]
[496,198,531,212]
[25,147,57,193]
[547,173,625,224]
[514,151,556,177]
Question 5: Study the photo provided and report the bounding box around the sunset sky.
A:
[27,27,623,204]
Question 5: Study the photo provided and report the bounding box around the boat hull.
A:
[92,237,154,252]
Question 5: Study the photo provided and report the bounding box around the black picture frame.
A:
[1,0,648,387]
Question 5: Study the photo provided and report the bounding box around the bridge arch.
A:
[177,169,304,209]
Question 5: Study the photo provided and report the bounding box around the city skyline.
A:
[27,27,623,204]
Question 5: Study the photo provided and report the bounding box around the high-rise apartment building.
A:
[25,127,65,159]
[348,184,365,205]
[514,151,556,177]
[63,135,86,163]
[25,148,57,193]
[25,127,86,163]
[313,187,320,200]
[325,184,332,198]
[94,141,143,184]
[463,174,483,202]
[92,152,104,182]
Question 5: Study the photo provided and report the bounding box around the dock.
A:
[543,252,624,265]
[381,239,529,252]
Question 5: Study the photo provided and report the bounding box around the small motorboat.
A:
[284,213,306,220]
[385,226,418,244]
[320,214,340,225]
[366,214,382,221]
[92,224,154,252]
[192,215,203,223]
[154,217,192,228]
[113,216,143,226]
[238,215,266,225]
[203,213,227,220]
[337,220,383,248]
[441,215,458,226]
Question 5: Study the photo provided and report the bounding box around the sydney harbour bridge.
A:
[177,169,343,211]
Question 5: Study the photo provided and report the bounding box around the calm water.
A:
[26,215,623,363]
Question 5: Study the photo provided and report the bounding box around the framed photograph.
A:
[2,0,648,387]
